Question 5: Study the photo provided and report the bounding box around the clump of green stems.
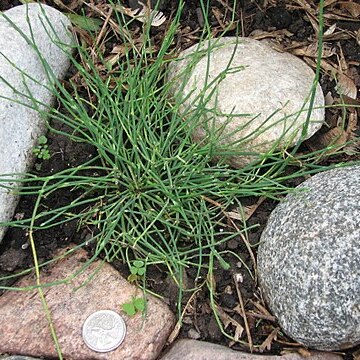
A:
[0,0,357,354]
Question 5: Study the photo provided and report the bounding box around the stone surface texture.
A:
[257,165,360,351]
[167,37,324,168]
[0,247,175,360]
[159,339,343,360]
[0,357,41,360]
[0,4,73,241]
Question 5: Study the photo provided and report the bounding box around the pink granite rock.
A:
[159,339,344,360]
[0,247,175,360]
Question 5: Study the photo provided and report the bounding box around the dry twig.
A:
[233,274,253,352]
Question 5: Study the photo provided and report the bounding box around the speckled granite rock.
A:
[257,165,360,351]
[167,37,324,168]
[0,4,73,242]
[0,246,175,360]
[159,339,343,360]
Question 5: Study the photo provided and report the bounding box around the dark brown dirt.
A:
[0,0,359,359]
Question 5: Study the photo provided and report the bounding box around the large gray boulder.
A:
[0,4,74,241]
[167,37,324,168]
[257,165,360,350]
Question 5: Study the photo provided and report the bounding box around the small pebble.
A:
[188,328,201,340]
[227,239,238,249]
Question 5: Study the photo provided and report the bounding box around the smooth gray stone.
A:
[159,339,343,360]
[167,37,324,168]
[0,4,73,241]
[257,165,360,350]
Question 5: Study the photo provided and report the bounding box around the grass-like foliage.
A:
[0,0,353,286]
[0,0,357,350]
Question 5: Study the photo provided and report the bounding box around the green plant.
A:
[121,296,146,316]
[128,260,146,283]
[33,135,50,160]
[0,0,358,354]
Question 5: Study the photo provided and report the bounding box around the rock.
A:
[0,246,175,359]
[167,37,324,168]
[0,4,74,242]
[0,357,41,360]
[159,339,343,360]
[187,328,201,340]
[257,165,360,350]
[0,246,26,272]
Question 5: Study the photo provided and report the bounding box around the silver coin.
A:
[82,310,126,353]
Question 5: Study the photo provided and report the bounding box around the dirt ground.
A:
[0,0,359,358]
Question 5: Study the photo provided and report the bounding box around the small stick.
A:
[95,7,113,48]
[233,274,253,352]
[167,287,203,344]
[229,217,257,281]
[246,311,276,322]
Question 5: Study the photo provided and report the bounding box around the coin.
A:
[82,310,126,353]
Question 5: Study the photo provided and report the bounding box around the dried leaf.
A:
[243,197,265,221]
[297,348,313,357]
[324,12,360,21]
[323,23,336,36]
[353,346,360,360]
[217,306,234,329]
[324,0,339,7]
[217,306,244,341]
[225,202,263,224]
[233,322,244,342]
[249,29,293,40]
[343,111,359,155]
[336,73,358,99]
[337,42,348,73]
[347,108,358,134]
[308,127,348,153]
[341,95,360,107]
[68,0,83,11]
[251,300,274,318]
[291,42,336,58]
[325,91,334,106]
[113,3,166,27]
[290,0,314,12]
[233,303,244,316]
[319,59,339,74]
[247,310,276,322]
[112,44,128,55]
[51,0,72,11]
[167,322,181,344]
[216,0,236,13]
[259,327,279,353]
[323,31,352,41]
[225,210,244,221]
[212,7,226,29]
[339,1,360,17]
